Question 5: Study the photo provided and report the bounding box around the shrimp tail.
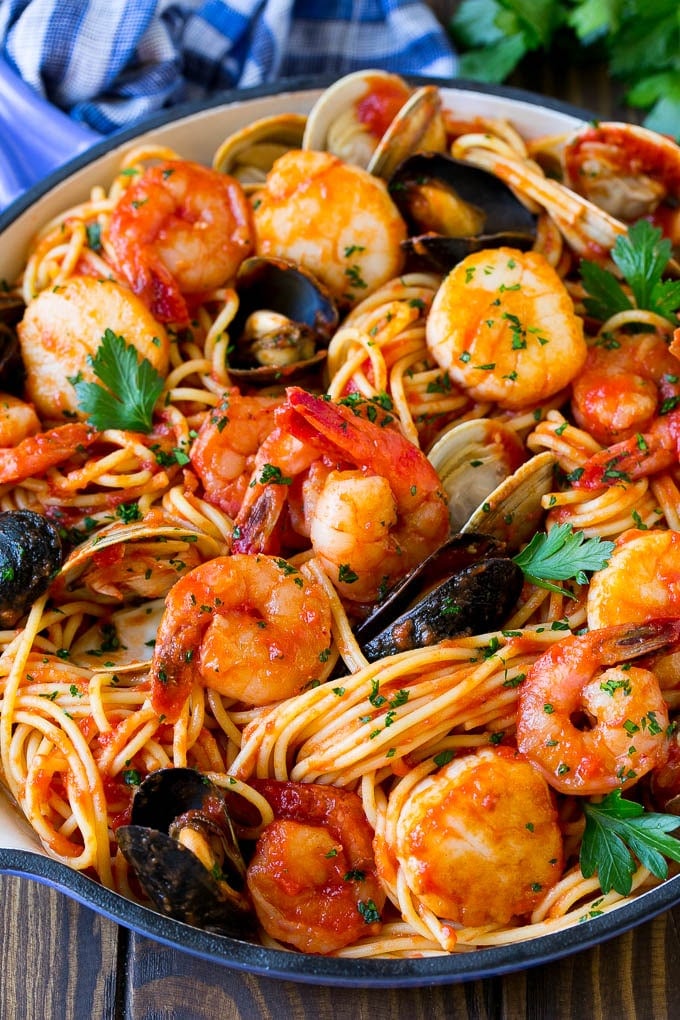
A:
[573,410,680,489]
[597,618,680,662]
[124,249,190,326]
[149,617,207,722]
[285,386,446,508]
[232,484,287,554]
[0,422,98,485]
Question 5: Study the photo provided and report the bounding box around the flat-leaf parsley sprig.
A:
[580,220,680,324]
[72,329,165,433]
[580,789,680,896]
[512,522,614,596]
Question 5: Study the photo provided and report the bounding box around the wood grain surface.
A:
[0,11,665,1019]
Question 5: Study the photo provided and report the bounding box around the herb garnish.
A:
[580,220,680,324]
[580,789,680,896]
[73,329,164,433]
[512,522,614,595]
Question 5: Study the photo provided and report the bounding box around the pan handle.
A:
[0,56,101,210]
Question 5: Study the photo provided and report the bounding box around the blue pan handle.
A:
[0,56,101,209]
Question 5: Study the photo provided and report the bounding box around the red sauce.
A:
[355,77,411,140]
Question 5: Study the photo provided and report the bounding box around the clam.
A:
[389,152,538,272]
[302,70,446,175]
[212,113,307,191]
[51,512,224,670]
[68,598,166,672]
[463,450,557,551]
[427,419,526,532]
[52,512,224,604]
[0,293,26,394]
[117,767,254,936]
[227,256,339,385]
[354,532,523,661]
[0,509,63,627]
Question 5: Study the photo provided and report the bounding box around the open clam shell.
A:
[302,69,410,167]
[68,598,166,672]
[463,450,557,551]
[366,85,446,180]
[52,514,225,603]
[428,418,527,533]
[212,113,307,191]
[302,70,446,177]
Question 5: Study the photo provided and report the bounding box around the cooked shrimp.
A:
[573,408,680,489]
[189,390,282,517]
[0,394,40,446]
[234,386,450,603]
[587,529,680,629]
[17,275,169,422]
[0,422,98,485]
[252,149,407,308]
[563,122,680,222]
[571,332,680,446]
[108,159,254,324]
[426,247,587,410]
[516,620,678,795]
[394,747,564,928]
[246,779,385,954]
[149,553,332,721]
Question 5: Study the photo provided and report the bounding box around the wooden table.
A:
[0,35,671,1020]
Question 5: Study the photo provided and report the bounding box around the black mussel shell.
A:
[227,256,339,385]
[0,510,63,627]
[0,294,26,395]
[117,767,254,936]
[389,152,537,273]
[355,533,523,662]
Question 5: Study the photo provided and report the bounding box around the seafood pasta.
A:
[3,70,680,958]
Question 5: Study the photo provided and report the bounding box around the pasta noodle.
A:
[2,74,680,959]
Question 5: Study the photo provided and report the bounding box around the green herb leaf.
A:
[581,220,680,323]
[513,522,614,595]
[73,329,165,433]
[581,789,680,895]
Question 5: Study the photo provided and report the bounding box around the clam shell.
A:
[463,451,557,551]
[428,418,526,533]
[53,515,224,601]
[366,85,446,179]
[212,113,307,190]
[302,69,410,167]
[68,598,165,672]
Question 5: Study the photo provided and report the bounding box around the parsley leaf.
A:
[73,329,165,433]
[512,522,614,595]
[581,789,680,896]
[581,220,680,324]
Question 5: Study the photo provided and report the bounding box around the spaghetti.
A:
[1,74,680,958]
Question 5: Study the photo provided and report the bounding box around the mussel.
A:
[117,768,254,936]
[0,293,26,395]
[227,256,339,385]
[0,509,63,627]
[389,152,537,273]
[354,533,524,662]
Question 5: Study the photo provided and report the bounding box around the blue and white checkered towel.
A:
[0,0,458,134]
